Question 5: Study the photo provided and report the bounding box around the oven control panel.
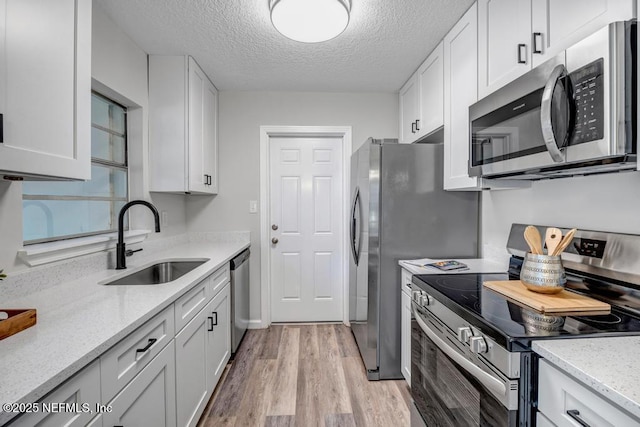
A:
[570,58,604,145]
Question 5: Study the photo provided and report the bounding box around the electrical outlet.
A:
[161,211,169,226]
[249,200,258,214]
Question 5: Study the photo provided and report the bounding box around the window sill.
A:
[17,230,151,267]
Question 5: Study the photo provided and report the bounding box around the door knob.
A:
[272,224,278,230]
[271,237,279,244]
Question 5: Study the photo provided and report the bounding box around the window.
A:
[22,93,128,244]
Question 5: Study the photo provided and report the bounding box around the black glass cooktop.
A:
[412,272,640,350]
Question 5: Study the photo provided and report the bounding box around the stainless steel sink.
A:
[103,259,208,285]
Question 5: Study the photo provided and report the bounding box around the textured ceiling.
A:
[96,0,475,92]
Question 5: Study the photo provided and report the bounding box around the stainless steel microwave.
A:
[469,20,636,180]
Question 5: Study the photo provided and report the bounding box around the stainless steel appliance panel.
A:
[469,20,637,180]
[230,249,250,354]
[349,138,479,380]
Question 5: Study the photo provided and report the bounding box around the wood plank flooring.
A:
[199,324,411,427]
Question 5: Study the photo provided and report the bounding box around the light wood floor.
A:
[198,324,411,427]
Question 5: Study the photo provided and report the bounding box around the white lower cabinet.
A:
[104,341,177,427]
[538,359,640,426]
[10,360,101,427]
[206,285,231,391]
[400,268,412,386]
[175,283,231,427]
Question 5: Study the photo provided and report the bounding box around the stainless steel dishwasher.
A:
[230,249,250,354]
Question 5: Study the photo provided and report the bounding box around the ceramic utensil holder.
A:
[520,253,566,294]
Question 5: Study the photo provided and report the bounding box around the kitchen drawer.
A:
[175,276,211,332]
[100,305,174,402]
[208,264,230,297]
[538,359,639,427]
[10,359,101,427]
[401,268,412,295]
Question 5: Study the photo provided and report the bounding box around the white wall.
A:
[186,91,398,322]
[482,171,640,260]
[0,4,186,273]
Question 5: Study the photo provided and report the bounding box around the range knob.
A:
[412,290,423,303]
[457,326,473,343]
[419,294,434,306]
[469,336,488,354]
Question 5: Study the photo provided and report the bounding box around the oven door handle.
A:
[413,305,507,399]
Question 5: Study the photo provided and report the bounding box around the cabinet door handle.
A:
[208,316,214,331]
[204,174,208,185]
[208,175,212,185]
[517,44,527,64]
[411,122,416,134]
[415,119,420,131]
[533,32,542,54]
[566,410,591,427]
[135,338,157,354]
[212,311,218,326]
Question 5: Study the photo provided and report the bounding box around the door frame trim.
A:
[259,126,352,328]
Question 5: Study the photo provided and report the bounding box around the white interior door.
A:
[269,136,344,322]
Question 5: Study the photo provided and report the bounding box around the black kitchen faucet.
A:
[116,200,161,270]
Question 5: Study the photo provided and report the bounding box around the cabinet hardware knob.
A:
[272,237,279,244]
[135,338,157,354]
[517,44,527,64]
[272,224,279,230]
[566,410,591,427]
[533,32,542,54]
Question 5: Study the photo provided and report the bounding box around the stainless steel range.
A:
[410,224,640,427]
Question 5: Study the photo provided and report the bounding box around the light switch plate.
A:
[249,200,258,214]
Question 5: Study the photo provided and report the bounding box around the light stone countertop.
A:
[399,258,507,276]
[533,337,640,420]
[0,238,249,425]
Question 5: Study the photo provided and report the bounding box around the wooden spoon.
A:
[524,225,543,255]
[552,228,577,256]
[545,227,562,256]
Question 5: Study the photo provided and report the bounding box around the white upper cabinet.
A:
[416,41,445,138]
[443,3,480,190]
[0,0,91,180]
[531,0,635,67]
[149,56,218,195]
[478,0,532,99]
[479,0,634,98]
[399,42,444,144]
[399,77,418,144]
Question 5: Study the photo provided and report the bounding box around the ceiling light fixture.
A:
[269,0,351,43]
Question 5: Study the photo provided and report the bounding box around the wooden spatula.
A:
[552,228,577,256]
[524,225,543,255]
[545,227,562,256]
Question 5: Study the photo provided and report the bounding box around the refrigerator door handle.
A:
[350,187,361,265]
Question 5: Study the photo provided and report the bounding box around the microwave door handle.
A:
[540,64,568,163]
[412,305,507,399]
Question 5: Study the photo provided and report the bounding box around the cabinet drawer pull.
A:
[208,316,214,331]
[517,43,527,64]
[566,409,591,427]
[533,32,542,54]
[212,311,218,326]
[135,338,157,354]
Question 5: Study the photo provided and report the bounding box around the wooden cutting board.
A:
[0,309,37,340]
[483,281,610,314]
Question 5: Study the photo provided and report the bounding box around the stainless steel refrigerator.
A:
[349,138,479,380]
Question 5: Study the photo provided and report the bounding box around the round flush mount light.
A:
[269,0,351,43]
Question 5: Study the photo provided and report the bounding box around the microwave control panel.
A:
[570,58,604,145]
